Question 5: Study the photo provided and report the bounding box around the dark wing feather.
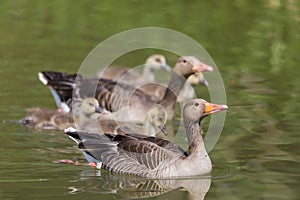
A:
[93,79,154,112]
[112,133,188,157]
[40,71,80,85]
[40,71,155,113]
[39,71,83,106]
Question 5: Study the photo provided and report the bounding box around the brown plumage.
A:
[66,99,228,178]
[21,98,102,131]
[39,56,214,122]
[22,108,74,130]
[77,104,168,137]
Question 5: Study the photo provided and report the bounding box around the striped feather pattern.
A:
[66,131,187,178]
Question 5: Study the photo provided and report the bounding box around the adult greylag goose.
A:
[77,104,168,137]
[39,56,213,122]
[139,72,209,102]
[97,54,170,84]
[21,98,103,131]
[65,99,228,178]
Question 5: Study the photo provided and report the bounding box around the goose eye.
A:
[88,103,94,106]
[158,116,163,121]
[194,103,199,107]
[155,58,161,63]
[182,59,187,63]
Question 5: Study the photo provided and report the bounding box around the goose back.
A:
[97,54,169,84]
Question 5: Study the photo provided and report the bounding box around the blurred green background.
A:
[0,0,299,199]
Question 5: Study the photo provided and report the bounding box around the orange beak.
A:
[204,102,228,115]
[192,62,214,72]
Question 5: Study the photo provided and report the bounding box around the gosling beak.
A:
[204,102,228,115]
[199,76,209,86]
[95,106,104,113]
[192,62,214,72]
[159,124,168,135]
[161,64,171,72]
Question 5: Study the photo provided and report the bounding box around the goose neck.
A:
[184,119,206,156]
[160,71,186,107]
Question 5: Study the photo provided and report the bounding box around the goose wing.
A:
[78,78,154,112]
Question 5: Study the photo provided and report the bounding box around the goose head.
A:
[183,99,228,122]
[80,98,103,116]
[145,54,170,71]
[145,104,168,135]
[187,72,209,86]
[174,56,214,79]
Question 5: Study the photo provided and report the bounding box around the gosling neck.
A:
[180,82,194,100]
[143,115,155,137]
[141,64,155,82]
[78,111,93,123]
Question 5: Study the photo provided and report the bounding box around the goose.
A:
[65,99,228,178]
[139,72,209,102]
[97,54,170,84]
[21,107,74,130]
[39,56,213,122]
[77,104,168,137]
[21,98,103,131]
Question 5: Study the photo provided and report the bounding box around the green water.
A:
[1,0,300,199]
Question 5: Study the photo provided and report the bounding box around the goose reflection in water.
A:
[70,171,211,200]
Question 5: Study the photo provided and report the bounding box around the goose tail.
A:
[38,71,82,113]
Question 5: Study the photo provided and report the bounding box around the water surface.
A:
[1,1,300,199]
